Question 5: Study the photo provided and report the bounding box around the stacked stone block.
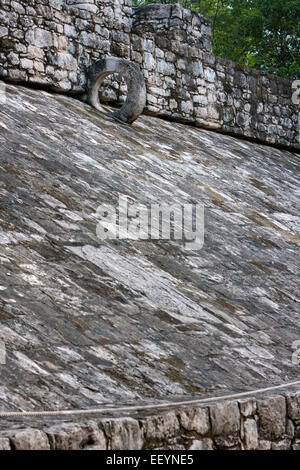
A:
[1,392,300,450]
[131,4,298,149]
[0,0,132,95]
[0,1,298,148]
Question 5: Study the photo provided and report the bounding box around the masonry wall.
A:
[132,5,298,149]
[1,392,300,450]
[0,0,132,92]
[0,1,298,149]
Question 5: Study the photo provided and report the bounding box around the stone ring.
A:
[86,57,146,124]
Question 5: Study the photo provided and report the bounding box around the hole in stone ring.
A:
[99,73,128,106]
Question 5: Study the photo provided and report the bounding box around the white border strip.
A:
[0,380,299,418]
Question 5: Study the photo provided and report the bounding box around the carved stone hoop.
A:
[86,57,146,124]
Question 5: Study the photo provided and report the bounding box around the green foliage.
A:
[132,0,300,79]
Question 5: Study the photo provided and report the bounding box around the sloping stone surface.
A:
[0,81,299,412]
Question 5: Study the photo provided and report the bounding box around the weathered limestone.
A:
[0,0,132,93]
[257,396,286,441]
[287,393,300,422]
[210,401,240,436]
[44,421,107,450]
[178,407,210,435]
[0,438,11,450]
[7,429,50,450]
[141,411,180,444]
[0,82,299,450]
[45,423,89,450]
[239,398,257,417]
[243,419,259,450]
[0,1,298,148]
[188,438,214,450]
[101,417,143,450]
[1,392,300,450]
[131,4,298,149]
[87,57,146,123]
